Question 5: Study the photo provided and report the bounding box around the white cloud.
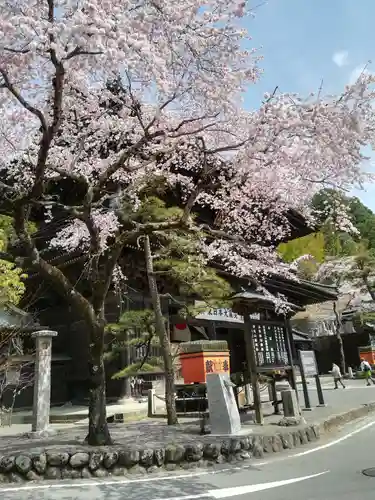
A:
[349,64,371,84]
[332,50,349,67]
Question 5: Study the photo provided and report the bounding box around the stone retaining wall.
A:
[0,424,320,483]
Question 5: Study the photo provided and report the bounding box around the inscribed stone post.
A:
[206,372,242,435]
[281,389,300,418]
[31,330,58,436]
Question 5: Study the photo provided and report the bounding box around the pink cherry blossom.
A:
[0,1,375,301]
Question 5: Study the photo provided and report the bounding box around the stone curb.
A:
[1,403,375,484]
[0,426,319,483]
[317,401,375,434]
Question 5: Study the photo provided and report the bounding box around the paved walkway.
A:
[8,398,156,425]
[0,379,374,454]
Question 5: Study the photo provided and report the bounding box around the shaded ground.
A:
[3,405,375,499]
[0,379,374,455]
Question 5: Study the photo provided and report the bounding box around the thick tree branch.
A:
[95,130,165,189]
[0,69,48,131]
[65,47,104,60]
[13,204,96,326]
[27,0,65,201]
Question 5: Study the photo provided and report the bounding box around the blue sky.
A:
[243,0,375,210]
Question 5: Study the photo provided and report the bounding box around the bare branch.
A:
[200,224,246,243]
[64,47,104,60]
[32,199,82,218]
[47,165,89,184]
[207,139,248,155]
[171,112,220,134]
[0,68,47,131]
[95,130,165,189]
[3,47,30,54]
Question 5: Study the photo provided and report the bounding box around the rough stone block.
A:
[25,470,41,481]
[92,467,109,478]
[61,467,81,479]
[280,432,294,449]
[203,443,221,460]
[281,390,300,418]
[154,448,165,466]
[165,444,185,463]
[81,467,92,479]
[263,436,273,454]
[103,451,118,469]
[118,449,140,467]
[45,467,62,480]
[70,452,90,468]
[252,437,264,458]
[299,429,309,445]
[128,464,146,475]
[112,466,127,476]
[15,455,32,475]
[46,451,69,467]
[139,449,154,467]
[206,373,241,435]
[89,451,103,471]
[33,453,47,474]
[272,435,283,453]
[306,426,317,442]
[8,472,24,483]
[0,456,15,472]
[184,443,203,462]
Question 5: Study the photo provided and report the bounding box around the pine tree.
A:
[106,196,232,423]
[105,309,164,379]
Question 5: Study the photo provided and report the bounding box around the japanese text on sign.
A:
[299,350,317,377]
[205,358,229,374]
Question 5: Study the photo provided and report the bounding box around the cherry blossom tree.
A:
[1,1,375,444]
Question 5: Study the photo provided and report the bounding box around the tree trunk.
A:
[160,327,178,425]
[86,325,113,445]
[144,236,178,425]
[120,332,132,399]
[336,330,346,376]
[333,303,346,376]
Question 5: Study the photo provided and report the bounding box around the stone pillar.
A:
[30,330,58,437]
[281,389,300,418]
[148,389,156,417]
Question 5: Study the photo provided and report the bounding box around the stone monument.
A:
[30,330,58,437]
[206,372,242,435]
[281,389,300,418]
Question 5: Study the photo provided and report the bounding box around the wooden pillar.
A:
[207,322,217,340]
[284,317,299,400]
[244,314,263,424]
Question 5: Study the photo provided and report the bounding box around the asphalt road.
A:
[2,414,375,500]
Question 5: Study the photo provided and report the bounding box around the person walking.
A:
[360,358,375,386]
[130,377,135,397]
[331,363,346,389]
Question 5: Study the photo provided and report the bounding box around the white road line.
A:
[151,472,329,500]
[257,414,375,465]
[0,417,373,493]
[210,471,328,499]
[0,472,210,493]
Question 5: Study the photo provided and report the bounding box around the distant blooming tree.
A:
[0,215,29,305]
[1,1,375,444]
